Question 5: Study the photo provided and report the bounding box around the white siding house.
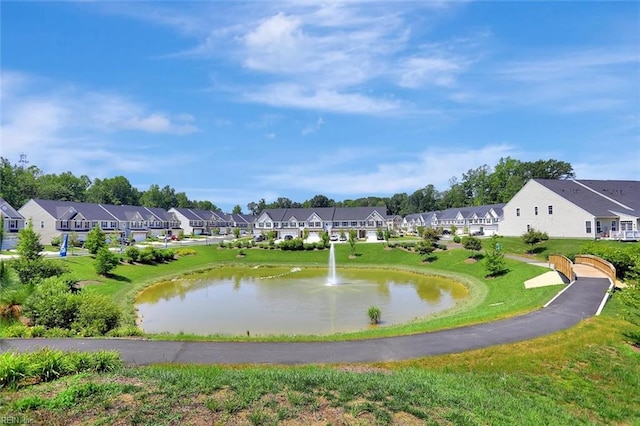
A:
[0,198,26,250]
[500,179,640,239]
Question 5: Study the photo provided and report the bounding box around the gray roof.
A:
[0,198,24,219]
[170,207,203,221]
[535,179,640,217]
[30,199,117,221]
[260,207,389,222]
[333,207,386,221]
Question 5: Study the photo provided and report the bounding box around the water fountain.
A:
[327,243,338,285]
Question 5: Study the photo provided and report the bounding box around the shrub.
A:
[123,246,140,263]
[461,236,482,258]
[11,258,67,285]
[522,228,549,253]
[367,306,382,324]
[138,247,157,264]
[2,324,30,338]
[23,276,120,336]
[23,277,79,330]
[174,248,195,257]
[453,235,461,243]
[94,248,119,275]
[72,293,120,336]
[84,225,107,255]
[483,236,507,277]
[106,326,144,337]
[50,235,62,247]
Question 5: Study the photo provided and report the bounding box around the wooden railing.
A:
[549,254,575,282]
[575,254,616,282]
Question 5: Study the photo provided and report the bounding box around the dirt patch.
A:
[464,258,477,264]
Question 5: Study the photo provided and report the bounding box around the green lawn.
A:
[55,242,561,341]
[2,239,639,424]
[2,299,637,425]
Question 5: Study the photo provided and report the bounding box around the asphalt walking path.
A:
[2,275,611,366]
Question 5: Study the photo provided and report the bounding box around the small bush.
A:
[174,248,196,257]
[94,248,119,275]
[72,293,120,336]
[29,325,46,337]
[123,246,140,263]
[453,235,461,243]
[2,324,30,338]
[43,327,74,338]
[106,326,144,337]
[367,306,382,324]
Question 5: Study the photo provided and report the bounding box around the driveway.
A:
[1,276,611,365]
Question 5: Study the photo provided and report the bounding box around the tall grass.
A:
[0,348,122,389]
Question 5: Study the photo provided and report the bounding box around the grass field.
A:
[1,237,638,424]
[1,298,637,425]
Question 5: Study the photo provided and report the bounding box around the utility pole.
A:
[18,153,29,169]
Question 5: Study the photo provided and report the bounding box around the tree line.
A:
[0,156,574,216]
[247,157,574,215]
[0,157,218,212]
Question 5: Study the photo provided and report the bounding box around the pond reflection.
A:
[135,267,468,336]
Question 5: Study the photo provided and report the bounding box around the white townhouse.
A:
[169,208,229,236]
[0,198,26,250]
[19,199,181,244]
[499,179,640,240]
[254,207,389,240]
[402,204,504,236]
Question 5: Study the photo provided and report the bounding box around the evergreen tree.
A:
[16,220,43,262]
[84,225,108,255]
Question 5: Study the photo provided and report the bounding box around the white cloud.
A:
[0,71,197,175]
[396,57,464,88]
[258,144,518,195]
[245,83,403,115]
[496,47,640,112]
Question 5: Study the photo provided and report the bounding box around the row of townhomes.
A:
[401,204,505,236]
[2,179,639,246]
[168,208,254,236]
[18,199,184,244]
[253,207,401,240]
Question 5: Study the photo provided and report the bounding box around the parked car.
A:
[471,231,484,236]
[330,234,339,241]
[284,235,293,240]
[339,235,347,241]
[253,234,265,242]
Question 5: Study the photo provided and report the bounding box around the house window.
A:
[342,221,348,227]
[350,221,357,227]
[333,221,339,227]
[596,221,602,233]
[527,224,531,232]
[611,221,617,232]
[534,207,538,216]
[40,220,45,228]
[516,208,520,217]
[548,205,553,215]
[585,221,592,234]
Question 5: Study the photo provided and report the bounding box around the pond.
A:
[135,266,469,336]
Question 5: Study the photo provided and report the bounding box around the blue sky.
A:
[2,1,639,212]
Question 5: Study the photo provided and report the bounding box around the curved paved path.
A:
[2,275,611,366]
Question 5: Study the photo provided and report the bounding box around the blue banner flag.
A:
[59,234,68,257]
